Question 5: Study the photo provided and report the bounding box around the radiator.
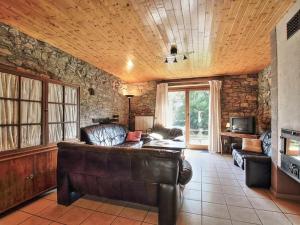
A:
[135,116,154,132]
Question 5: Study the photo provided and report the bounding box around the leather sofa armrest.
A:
[178,160,193,185]
[231,143,242,150]
[244,155,271,188]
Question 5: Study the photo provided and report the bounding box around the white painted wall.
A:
[276,0,300,165]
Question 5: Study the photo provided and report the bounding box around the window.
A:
[0,68,79,152]
[48,83,79,143]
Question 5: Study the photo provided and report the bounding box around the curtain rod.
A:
[158,76,224,84]
[168,82,209,88]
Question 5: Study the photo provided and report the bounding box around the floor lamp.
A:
[125,95,134,130]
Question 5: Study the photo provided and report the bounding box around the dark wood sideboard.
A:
[0,146,57,213]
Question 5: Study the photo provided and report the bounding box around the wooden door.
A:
[33,149,57,194]
[0,155,34,212]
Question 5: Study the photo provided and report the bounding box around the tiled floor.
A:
[1,150,300,225]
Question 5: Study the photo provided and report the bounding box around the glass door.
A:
[187,89,209,149]
[167,91,186,134]
[167,88,209,150]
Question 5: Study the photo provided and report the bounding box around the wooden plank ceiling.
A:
[0,0,294,82]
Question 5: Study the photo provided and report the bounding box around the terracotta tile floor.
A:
[1,150,300,225]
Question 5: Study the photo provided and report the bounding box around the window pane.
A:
[65,87,77,104]
[189,90,209,146]
[167,91,186,129]
[21,77,42,101]
[49,124,63,143]
[0,126,18,151]
[48,83,63,103]
[21,102,41,124]
[65,105,77,122]
[65,123,77,140]
[21,125,41,148]
[0,72,19,98]
[0,100,18,125]
[48,104,63,123]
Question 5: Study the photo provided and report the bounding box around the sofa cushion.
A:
[260,131,271,156]
[118,141,143,148]
[126,131,142,142]
[242,138,262,153]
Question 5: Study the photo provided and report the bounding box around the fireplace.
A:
[280,129,300,183]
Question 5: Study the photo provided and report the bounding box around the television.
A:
[230,117,255,134]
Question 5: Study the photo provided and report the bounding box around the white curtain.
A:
[0,72,19,151]
[155,83,168,127]
[208,80,222,153]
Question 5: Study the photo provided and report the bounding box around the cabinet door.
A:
[0,155,34,212]
[33,150,57,194]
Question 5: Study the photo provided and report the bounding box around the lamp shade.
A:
[226,122,231,128]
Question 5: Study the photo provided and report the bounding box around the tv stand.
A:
[220,132,259,154]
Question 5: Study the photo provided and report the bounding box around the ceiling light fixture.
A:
[127,59,134,70]
[163,44,193,63]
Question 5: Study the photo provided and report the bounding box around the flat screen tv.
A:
[230,117,255,134]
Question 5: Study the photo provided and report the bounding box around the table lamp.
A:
[226,122,231,131]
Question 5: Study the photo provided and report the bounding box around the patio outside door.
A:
[168,88,209,150]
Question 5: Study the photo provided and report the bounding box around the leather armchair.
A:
[231,131,271,188]
[57,142,192,225]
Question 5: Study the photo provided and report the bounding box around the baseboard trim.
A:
[270,187,300,202]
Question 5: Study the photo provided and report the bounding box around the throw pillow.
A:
[242,138,262,153]
[126,131,142,142]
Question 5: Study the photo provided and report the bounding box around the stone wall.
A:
[122,81,157,129]
[221,74,258,132]
[0,23,128,127]
[257,66,271,133]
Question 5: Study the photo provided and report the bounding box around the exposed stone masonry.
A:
[221,74,259,132]
[257,66,271,133]
[122,81,157,129]
[0,23,128,127]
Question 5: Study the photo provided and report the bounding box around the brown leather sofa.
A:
[142,125,184,144]
[57,142,192,225]
[81,123,143,148]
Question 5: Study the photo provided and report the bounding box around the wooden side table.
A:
[220,132,259,154]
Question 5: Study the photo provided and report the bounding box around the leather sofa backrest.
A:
[260,130,271,156]
[57,142,182,185]
[81,124,127,146]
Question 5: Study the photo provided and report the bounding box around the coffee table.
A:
[142,140,186,152]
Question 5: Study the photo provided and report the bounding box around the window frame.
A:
[0,65,80,155]
[47,80,80,144]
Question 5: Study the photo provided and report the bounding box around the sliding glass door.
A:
[168,88,209,149]
[187,90,209,149]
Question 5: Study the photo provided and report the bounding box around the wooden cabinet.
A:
[0,146,57,213]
